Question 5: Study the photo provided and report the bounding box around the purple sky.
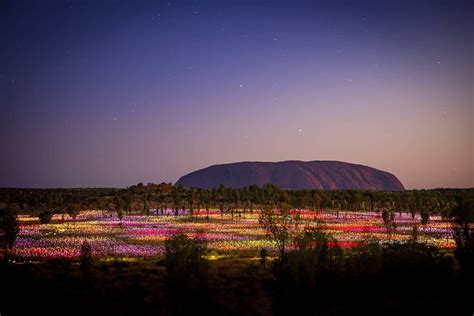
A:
[1,0,473,189]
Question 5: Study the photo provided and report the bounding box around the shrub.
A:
[38,211,54,224]
[80,240,93,271]
[164,232,208,285]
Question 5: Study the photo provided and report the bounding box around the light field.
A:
[12,210,455,260]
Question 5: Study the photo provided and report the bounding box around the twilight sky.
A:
[1,0,472,189]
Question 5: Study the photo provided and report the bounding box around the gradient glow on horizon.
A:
[1,0,472,189]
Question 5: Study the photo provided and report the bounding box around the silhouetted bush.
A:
[451,194,474,275]
[38,211,54,224]
[164,232,212,315]
[260,248,268,267]
[0,209,19,261]
[80,240,93,272]
[271,227,345,314]
[164,232,208,284]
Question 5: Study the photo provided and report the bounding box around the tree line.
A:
[0,183,472,218]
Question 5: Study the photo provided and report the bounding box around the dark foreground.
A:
[1,243,472,316]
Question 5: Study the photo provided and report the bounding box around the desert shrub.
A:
[164,232,208,284]
[0,209,19,261]
[38,211,54,224]
[260,248,268,267]
[80,240,93,271]
[164,232,211,314]
[347,241,383,277]
[451,194,474,275]
[273,227,344,289]
[382,242,448,273]
[271,227,344,314]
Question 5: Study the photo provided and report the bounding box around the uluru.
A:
[175,160,405,190]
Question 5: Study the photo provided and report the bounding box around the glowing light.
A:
[11,209,456,260]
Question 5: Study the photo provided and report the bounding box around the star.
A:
[239,84,243,88]
[298,128,303,133]
[113,116,118,121]
[437,61,441,64]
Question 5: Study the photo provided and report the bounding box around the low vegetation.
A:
[0,186,472,315]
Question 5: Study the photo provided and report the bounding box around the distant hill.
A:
[175,160,404,190]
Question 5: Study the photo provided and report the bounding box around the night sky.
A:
[1,0,472,189]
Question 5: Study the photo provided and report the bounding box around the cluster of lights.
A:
[11,209,456,260]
